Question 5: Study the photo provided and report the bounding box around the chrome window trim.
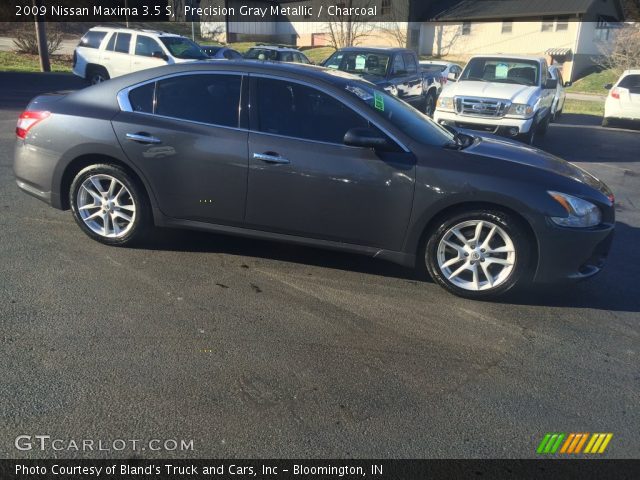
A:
[249,72,410,152]
[117,70,246,130]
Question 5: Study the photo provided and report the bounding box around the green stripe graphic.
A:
[537,434,552,454]
[550,433,565,453]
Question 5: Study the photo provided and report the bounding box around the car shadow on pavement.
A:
[501,222,640,313]
[140,227,422,282]
[555,113,603,127]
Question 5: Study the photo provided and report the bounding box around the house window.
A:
[462,22,471,35]
[381,0,392,16]
[556,16,569,31]
[501,21,513,34]
[541,17,554,32]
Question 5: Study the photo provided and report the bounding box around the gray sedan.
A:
[14,62,614,299]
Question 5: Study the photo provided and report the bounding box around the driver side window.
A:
[255,78,370,144]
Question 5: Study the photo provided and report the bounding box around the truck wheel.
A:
[538,113,551,136]
[424,92,436,117]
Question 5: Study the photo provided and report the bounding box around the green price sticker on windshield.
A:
[374,92,385,111]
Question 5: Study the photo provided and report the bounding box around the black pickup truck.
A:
[322,47,441,116]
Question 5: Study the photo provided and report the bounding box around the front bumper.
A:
[434,110,535,137]
[533,221,615,283]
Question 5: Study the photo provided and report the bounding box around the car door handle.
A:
[253,152,290,164]
[126,132,162,144]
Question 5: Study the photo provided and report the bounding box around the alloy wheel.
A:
[76,174,136,238]
[435,220,516,291]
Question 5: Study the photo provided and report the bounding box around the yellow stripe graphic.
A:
[598,434,613,453]
[584,434,599,453]
[590,434,606,453]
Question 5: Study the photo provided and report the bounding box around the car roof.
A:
[248,45,300,52]
[89,26,182,38]
[73,61,367,107]
[468,54,544,63]
[621,69,640,75]
[338,47,409,53]
[420,60,456,66]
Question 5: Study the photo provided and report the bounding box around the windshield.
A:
[160,37,208,60]
[324,52,391,77]
[343,82,455,147]
[244,48,278,60]
[460,57,540,86]
[421,64,447,73]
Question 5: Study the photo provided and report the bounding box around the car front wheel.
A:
[423,210,530,299]
[70,164,150,246]
[424,92,436,117]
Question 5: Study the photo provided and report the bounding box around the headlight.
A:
[507,103,534,117]
[436,96,454,111]
[548,191,601,227]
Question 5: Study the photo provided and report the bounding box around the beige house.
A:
[419,0,624,81]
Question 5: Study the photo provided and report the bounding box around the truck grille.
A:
[454,97,510,117]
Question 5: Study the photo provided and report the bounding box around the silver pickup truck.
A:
[434,55,564,145]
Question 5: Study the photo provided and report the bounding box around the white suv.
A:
[73,27,209,84]
[434,55,560,145]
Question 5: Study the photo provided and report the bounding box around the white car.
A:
[548,65,569,121]
[419,60,463,86]
[72,27,208,84]
[434,55,557,145]
[603,69,640,127]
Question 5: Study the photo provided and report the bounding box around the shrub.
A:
[13,27,63,55]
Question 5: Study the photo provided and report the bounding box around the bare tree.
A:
[377,1,410,48]
[598,23,640,74]
[325,0,376,49]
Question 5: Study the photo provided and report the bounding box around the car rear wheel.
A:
[70,164,150,246]
[423,210,530,299]
[87,66,109,85]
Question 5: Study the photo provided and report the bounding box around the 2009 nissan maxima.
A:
[14,62,615,299]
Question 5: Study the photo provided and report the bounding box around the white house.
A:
[419,0,624,81]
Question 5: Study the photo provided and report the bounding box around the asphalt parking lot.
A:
[0,73,638,459]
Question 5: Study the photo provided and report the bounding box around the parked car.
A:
[200,45,243,60]
[244,45,311,64]
[548,65,569,121]
[14,61,614,299]
[434,55,565,144]
[603,69,640,127]
[420,60,463,86]
[72,27,208,84]
[323,47,442,116]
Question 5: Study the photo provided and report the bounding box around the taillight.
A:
[610,87,620,99]
[16,111,50,139]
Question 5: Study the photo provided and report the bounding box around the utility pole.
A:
[33,0,50,72]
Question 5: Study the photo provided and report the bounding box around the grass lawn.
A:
[0,51,72,73]
[566,69,618,95]
[562,98,604,117]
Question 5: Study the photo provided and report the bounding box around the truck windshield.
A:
[460,57,540,86]
[343,83,455,147]
[324,52,391,77]
[159,37,208,60]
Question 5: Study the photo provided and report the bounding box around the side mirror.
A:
[344,127,389,150]
[152,51,168,61]
[545,78,558,89]
[604,83,613,90]
[564,81,572,87]
[447,72,458,81]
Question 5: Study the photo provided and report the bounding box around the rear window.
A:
[421,64,447,73]
[618,74,640,93]
[128,83,155,113]
[79,31,107,49]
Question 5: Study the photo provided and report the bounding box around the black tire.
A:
[70,164,150,246]
[602,117,611,127]
[421,209,531,299]
[537,113,551,137]
[520,126,536,145]
[424,92,436,117]
[86,66,109,85]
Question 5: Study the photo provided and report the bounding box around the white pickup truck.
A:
[434,55,561,145]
